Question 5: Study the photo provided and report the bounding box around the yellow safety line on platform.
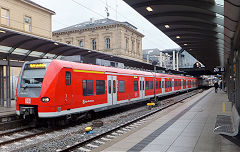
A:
[222,102,225,113]
[73,69,104,74]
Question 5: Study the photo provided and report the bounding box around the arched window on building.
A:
[92,39,96,50]
[106,38,110,49]
[79,40,84,47]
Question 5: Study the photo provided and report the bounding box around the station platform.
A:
[0,100,16,117]
[97,88,240,152]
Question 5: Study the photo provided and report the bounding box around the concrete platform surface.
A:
[96,88,240,152]
[0,100,16,117]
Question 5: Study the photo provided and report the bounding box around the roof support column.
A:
[176,51,179,71]
[6,58,11,107]
[173,50,176,70]
[0,66,4,107]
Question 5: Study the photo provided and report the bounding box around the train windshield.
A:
[20,63,48,88]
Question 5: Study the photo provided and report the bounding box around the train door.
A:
[139,77,145,99]
[172,79,175,92]
[65,70,72,106]
[181,79,183,90]
[162,78,165,94]
[107,75,117,105]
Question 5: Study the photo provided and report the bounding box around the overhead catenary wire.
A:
[67,0,179,51]
[69,0,172,50]
[71,0,106,18]
[98,0,178,50]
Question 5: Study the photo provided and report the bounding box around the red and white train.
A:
[16,59,198,119]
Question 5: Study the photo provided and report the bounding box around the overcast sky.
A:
[32,0,180,50]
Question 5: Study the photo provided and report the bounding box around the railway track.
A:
[0,127,52,147]
[56,89,202,152]
[4,89,203,152]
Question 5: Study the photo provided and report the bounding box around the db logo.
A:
[25,98,31,104]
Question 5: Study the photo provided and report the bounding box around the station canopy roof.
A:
[123,0,240,71]
[0,27,171,72]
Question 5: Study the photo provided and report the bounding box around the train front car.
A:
[16,59,55,119]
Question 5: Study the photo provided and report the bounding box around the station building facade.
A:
[0,0,55,39]
[0,0,55,100]
[0,0,55,75]
[52,18,144,61]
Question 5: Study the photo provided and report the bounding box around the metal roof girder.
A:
[53,48,79,59]
[162,28,229,38]
[131,0,224,16]
[175,38,225,45]
[7,38,36,55]
[168,33,224,42]
[161,26,224,35]
[146,11,224,27]
[40,45,64,58]
[22,41,53,60]
[0,33,19,43]
[155,21,235,33]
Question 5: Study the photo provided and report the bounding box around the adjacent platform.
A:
[0,100,16,117]
[96,88,240,152]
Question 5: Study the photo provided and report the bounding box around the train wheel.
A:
[85,111,95,120]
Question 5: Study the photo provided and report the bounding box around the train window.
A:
[140,81,142,90]
[162,81,164,88]
[96,80,105,95]
[113,80,116,93]
[108,80,111,93]
[159,81,161,89]
[150,81,153,89]
[146,81,149,90]
[119,80,125,93]
[170,81,172,87]
[155,81,158,89]
[165,81,167,88]
[134,81,138,91]
[65,71,71,85]
[83,80,93,96]
[143,81,145,90]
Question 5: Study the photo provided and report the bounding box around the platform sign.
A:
[214,67,225,72]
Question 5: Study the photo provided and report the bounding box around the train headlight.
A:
[41,97,50,103]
